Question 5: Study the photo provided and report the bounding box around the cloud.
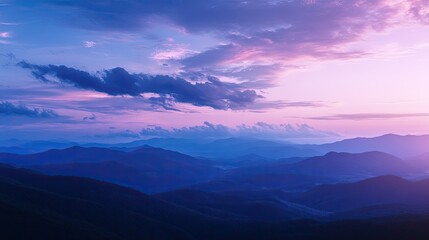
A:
[0,22,19,26]
[83,113,97,121]
[0,32,10,38]
[47,1,423,34]
[309,113,429,120]
[18,61,263,110]
[243,100,325,112]
[0,101,59,118]
[42,0,429,85]
[409,0,429,24]
[139,121,340,140]
[83,41,96,48]
[0,33,11,44]
[151,42,197,62]
[152,48,192,61]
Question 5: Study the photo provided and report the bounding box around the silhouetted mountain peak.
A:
[317,134,429,158]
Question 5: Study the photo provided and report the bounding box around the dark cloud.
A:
[18,61,262,110]
[139,121,340,140]
[309,113,429,121]
[83,113,97,121]
[0,101,59,118]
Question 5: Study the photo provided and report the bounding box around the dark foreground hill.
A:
[3,164,429,239]
[0,163,221,239]
[156,189,330,221]
[292,175,429,215]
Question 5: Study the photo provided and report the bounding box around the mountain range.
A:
[3,134,429,160]
[0,146,221,193]
[4,163,429,239]
[1,145,427,193]
[2,135,429,238]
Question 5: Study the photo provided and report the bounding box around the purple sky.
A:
[1,0,429,143]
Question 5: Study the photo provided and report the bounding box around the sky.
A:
[1,0,429,143]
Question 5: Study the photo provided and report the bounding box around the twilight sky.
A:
[1,0,429,143]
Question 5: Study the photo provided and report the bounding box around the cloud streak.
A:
[309,113,429,120]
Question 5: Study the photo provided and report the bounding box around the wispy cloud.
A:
[83,41,96,48]
[0,22,19,26]
[309,113,429,121]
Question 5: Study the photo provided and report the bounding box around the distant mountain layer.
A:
[0,146,221,193]
[0,146,126,165]
[3,134,429,159]
[286,151,414,178]
[311,134,429,158]
[128,138,320,159]
[190,151,419,192]
[110,134,429,159]
[0,139,78,154]
[0,138,321,158]
[1,147,425,193]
